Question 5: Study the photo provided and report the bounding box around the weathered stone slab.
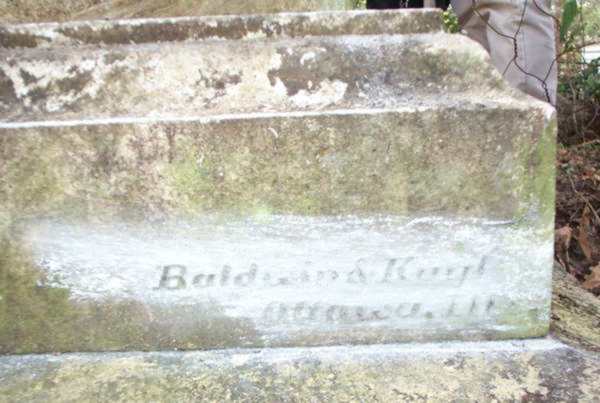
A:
[0,108,555,353]
[0,0,360,24]
[0,11,556,354]
[1,10,442,121]
[552,264,600,352]
[1,339,598,402]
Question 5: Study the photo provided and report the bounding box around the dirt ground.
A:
[555,96,600,297]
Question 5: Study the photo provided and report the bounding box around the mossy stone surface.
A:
[0,0,360,24]
[1,339,599,402]
[0,109,553,220]
[0,107,556,354]
[0,10,556,354]
[0,232,260,354]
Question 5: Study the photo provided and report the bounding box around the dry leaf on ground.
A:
[555,225,572,269]
[582,264,600,294]
[576,206,597,263]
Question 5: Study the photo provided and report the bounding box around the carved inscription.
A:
[262,297,496,324]
[153,256,496,325]
[155,256,490,290]
[24,216,551,342]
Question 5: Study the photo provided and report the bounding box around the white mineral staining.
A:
[290,79,348,108]
[24,215,551,338]
[300,51,316,65]
[1,51,134,114]
[243,30,268,40]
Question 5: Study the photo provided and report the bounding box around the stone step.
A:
[1,0,358,24]
[0,108,555,354]
[0,10,487,124]
[1,339,598,402]
[0,10,556,354]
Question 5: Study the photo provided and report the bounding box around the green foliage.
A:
[564,58,600,103]
[442,7,459,33]
[558,0,600,103]
[557,0,600,146]
[353,0,366,9]
[560,0,579,42]
[584,6,600,41]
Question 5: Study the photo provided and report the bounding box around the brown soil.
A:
[555,96,600,296]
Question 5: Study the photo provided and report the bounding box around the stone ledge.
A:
[0,10,441,49]
[2,11,473,124]
[0,106,556,354]
[0,0,359,24]
[0,338,598,402]
[552,264,600,352]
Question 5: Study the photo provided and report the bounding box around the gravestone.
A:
[3,7,599,402]
[0,10,556,355]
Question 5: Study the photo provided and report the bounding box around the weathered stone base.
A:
[1,338,598,402]
[0,0,359,24]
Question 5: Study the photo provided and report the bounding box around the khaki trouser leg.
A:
[450,0,557,105]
